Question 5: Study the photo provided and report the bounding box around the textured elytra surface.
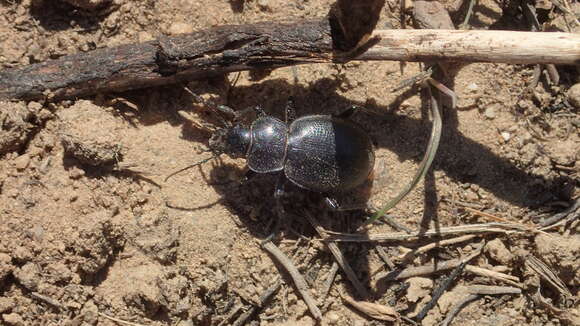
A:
[0,0,578,325]
[285,115,375,193]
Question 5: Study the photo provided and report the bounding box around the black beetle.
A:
[166,99,376,214]
[208,107,375,195]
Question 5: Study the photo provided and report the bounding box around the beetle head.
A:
[209,125,251,159]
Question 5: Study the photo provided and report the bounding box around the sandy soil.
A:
[0,0,578,325]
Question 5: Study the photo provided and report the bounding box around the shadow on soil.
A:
[88,73,573,304]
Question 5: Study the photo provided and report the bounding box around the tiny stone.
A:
[567,83,580,109]
[325,311,340,324]
[257,0,271,10]
[138,31,154,43]
[501,131,511,142]
[69,167,85,179]
[466,82,479,92]
[0,297,14,313]
[2,313,24,326]
[12,246,32,263]
[166,22,194,35]
[483,106,496,119]
[13,154,30,171]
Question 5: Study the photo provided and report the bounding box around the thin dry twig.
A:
[98,313,148,326]
[321,262,340,300]
[460,0,477,29]
[261,240,322,320]
[232,278,282,326]
[414,245,483,321]
[304,212,370,299]
[360,79,442,229]
[540,199,580,228]
[375,245,483,281]
[30,292,65,310]
[217,303,244,326]
[340,292,399,322]
[465,285,522,295]
[375,245,396,270]
[325,223,529,242]
[397,234,477,262]
[464,265,522,287]
[441,294,481,326]
[526,256,573,299]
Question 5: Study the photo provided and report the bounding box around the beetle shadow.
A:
[29,0,111,32]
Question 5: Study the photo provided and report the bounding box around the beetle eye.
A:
[225,125,251,158]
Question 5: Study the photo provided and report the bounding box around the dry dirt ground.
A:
[0,0,579,325]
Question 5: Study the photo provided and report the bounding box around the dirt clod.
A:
[534,234,580,286]
[567,83,580,110]
[486,238,514,265]
[2,313,24,326]
[0,102,35,156]
[58,100,123,167]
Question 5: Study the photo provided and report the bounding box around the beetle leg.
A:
[263,174,286,242]
[285,97,296,123]
[240,169,257,184]
[333,105,360,120]
[323,196,368,211]
[254,105,267,117]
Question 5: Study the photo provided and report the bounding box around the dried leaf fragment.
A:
[340,292,399,322]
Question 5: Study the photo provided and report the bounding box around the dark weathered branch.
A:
[1,18,579,101]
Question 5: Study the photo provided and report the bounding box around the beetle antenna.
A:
[183,86,233,128]
[164,153,221,182]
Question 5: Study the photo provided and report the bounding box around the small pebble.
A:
[483,106,496,119]
[166,22,194,35]
[325,311,340,324]
[501,131,511,142]
[0,297,14,314]
[466,82,479,92]
[13,154,30,171]
[2,312,24,326]
[257,0,271,10]
[567,83,580,109]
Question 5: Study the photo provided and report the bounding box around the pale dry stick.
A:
[321,262,340,300]
[397,234,477,262]
[362,29,580,65]
[30,292,65,310]
[464,265,522,287]
[440,294,481,326]
[261,241,322,320]
[465,285,522,295]
[461,206,533,228]
[340,292,399,322]
[98,313,148,326]
[325,223,529,242]
[375,246,483,281]
[304,212,371,299]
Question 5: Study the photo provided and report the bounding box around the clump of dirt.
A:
[58,100,123,167]
[0,0,578,325]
